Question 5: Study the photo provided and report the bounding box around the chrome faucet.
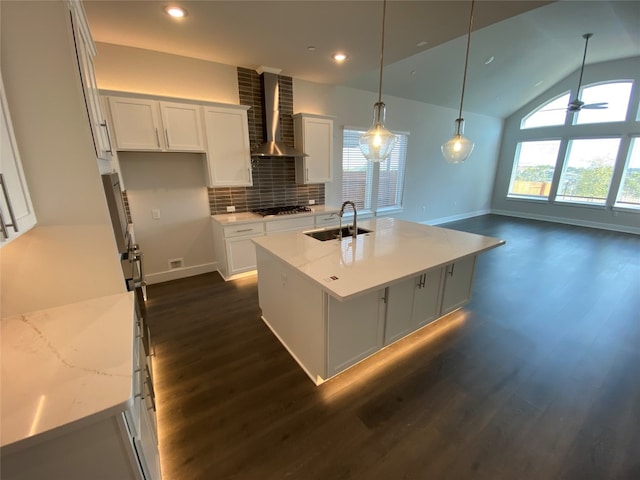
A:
[339,201,358,239]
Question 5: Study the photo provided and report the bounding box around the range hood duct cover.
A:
[252,72,307,158]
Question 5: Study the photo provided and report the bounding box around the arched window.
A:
[508,79,638,210]
[520,93,569,129]
[574,81,633,125]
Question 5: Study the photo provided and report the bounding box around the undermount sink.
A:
[305,226,372,241]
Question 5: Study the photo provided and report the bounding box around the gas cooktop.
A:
[252,205,312,217]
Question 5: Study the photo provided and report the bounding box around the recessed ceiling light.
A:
[484,56,495,65]
[332,53,348,62]
[534,80,544,87]
[307,46,316,52]
[164,6,187,18]
[416,41,428,48]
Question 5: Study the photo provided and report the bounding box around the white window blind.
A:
[342,128,408,213]
[377,133,407,210]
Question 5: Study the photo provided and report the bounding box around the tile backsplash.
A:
[208,67,325,215]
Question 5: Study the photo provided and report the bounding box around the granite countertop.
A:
[211,205,341,225]
[252,217,505,301]
[0,292,135,453]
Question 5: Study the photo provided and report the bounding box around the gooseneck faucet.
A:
[340,201,358,239]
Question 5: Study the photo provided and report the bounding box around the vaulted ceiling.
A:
[84,1,640,118]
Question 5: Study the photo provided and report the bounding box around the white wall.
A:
[491,57,640,233]
[1,1,112,227]
[94,42,239,104]
[294,80,503,224]
[118,153,216,283]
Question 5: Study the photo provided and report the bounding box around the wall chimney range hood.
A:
[252,69,307,158]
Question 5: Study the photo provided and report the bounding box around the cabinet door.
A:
[294,114,333,184]
[226,234,262,275]
[69,3,113,161]
[203,106,252,187]
[0,75,36,244]
[109,97,163,151]
[159,101,205,152]
[440,256,476,316]
[384,279,415,345]
[412,268,444,328]
[327,289,385,376]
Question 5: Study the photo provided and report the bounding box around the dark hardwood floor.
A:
[145,215,640,480]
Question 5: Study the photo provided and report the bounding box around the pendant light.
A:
[442,0,475,164]
[359,0,397,162]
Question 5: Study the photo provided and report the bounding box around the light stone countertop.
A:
[0,292,135,453]
[252,217,505,301]
[211,205,341,226]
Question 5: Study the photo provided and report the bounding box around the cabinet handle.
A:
[0,208,8,240]
[155,128,160,148]
[145,365,156,412]
[382,287,389,304]
[100,121,113,154]
[306,168,309,182]
[164,128,170,149]
[449,264,455,277]
[0,173,19,234]
[417,273,426,289]
[236,228,253,233]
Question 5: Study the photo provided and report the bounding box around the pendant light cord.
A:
[377,0,388,103]
[457,0,475,119]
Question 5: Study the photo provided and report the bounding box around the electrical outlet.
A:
[308,199,316,205]
[226,206,236,213]
[152,209,161,219]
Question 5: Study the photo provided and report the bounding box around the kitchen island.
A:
[253,217,505,384]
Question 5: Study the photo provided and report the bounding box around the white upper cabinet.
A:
[202,105,252,187]
[68,0,113,161]
[293,113,333,184]
[0,74,37,245]
[108,96,205,153]
[159,101,205,152]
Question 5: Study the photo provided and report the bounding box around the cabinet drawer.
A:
[223,223,264,238]
[266,216,314,233]
[315,213,340,227]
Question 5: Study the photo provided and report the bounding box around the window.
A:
[574,81,633,125]
[342,128,408,213]
[508,140,561,199]
[616,138,640,209]
[521,93,570,129]
[555,138,620,205]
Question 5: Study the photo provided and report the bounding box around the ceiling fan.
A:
[544,33,608,113]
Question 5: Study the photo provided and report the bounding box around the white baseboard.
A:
[421,209,491,226]
[491,209,640,235]
[145,262,217,285]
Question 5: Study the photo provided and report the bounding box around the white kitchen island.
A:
[253,217,505,385]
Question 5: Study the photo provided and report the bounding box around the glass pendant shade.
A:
[359,102,397,162]
[441,118,474,164]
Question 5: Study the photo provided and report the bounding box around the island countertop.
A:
[252,217,505,301]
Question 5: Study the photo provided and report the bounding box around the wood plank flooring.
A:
[145,215,640,480]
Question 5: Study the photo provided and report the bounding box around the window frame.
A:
[506,78,638,211]
[341,126,409,216]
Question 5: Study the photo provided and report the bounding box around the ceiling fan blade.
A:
[582,102,608,110]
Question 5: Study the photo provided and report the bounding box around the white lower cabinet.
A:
[440,256,477,316]
[327,290,386,377]
[226,234,262,276]
[213,221,264,279]
[384,268,444,345]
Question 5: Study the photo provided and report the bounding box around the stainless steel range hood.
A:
[252,71,307,158]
